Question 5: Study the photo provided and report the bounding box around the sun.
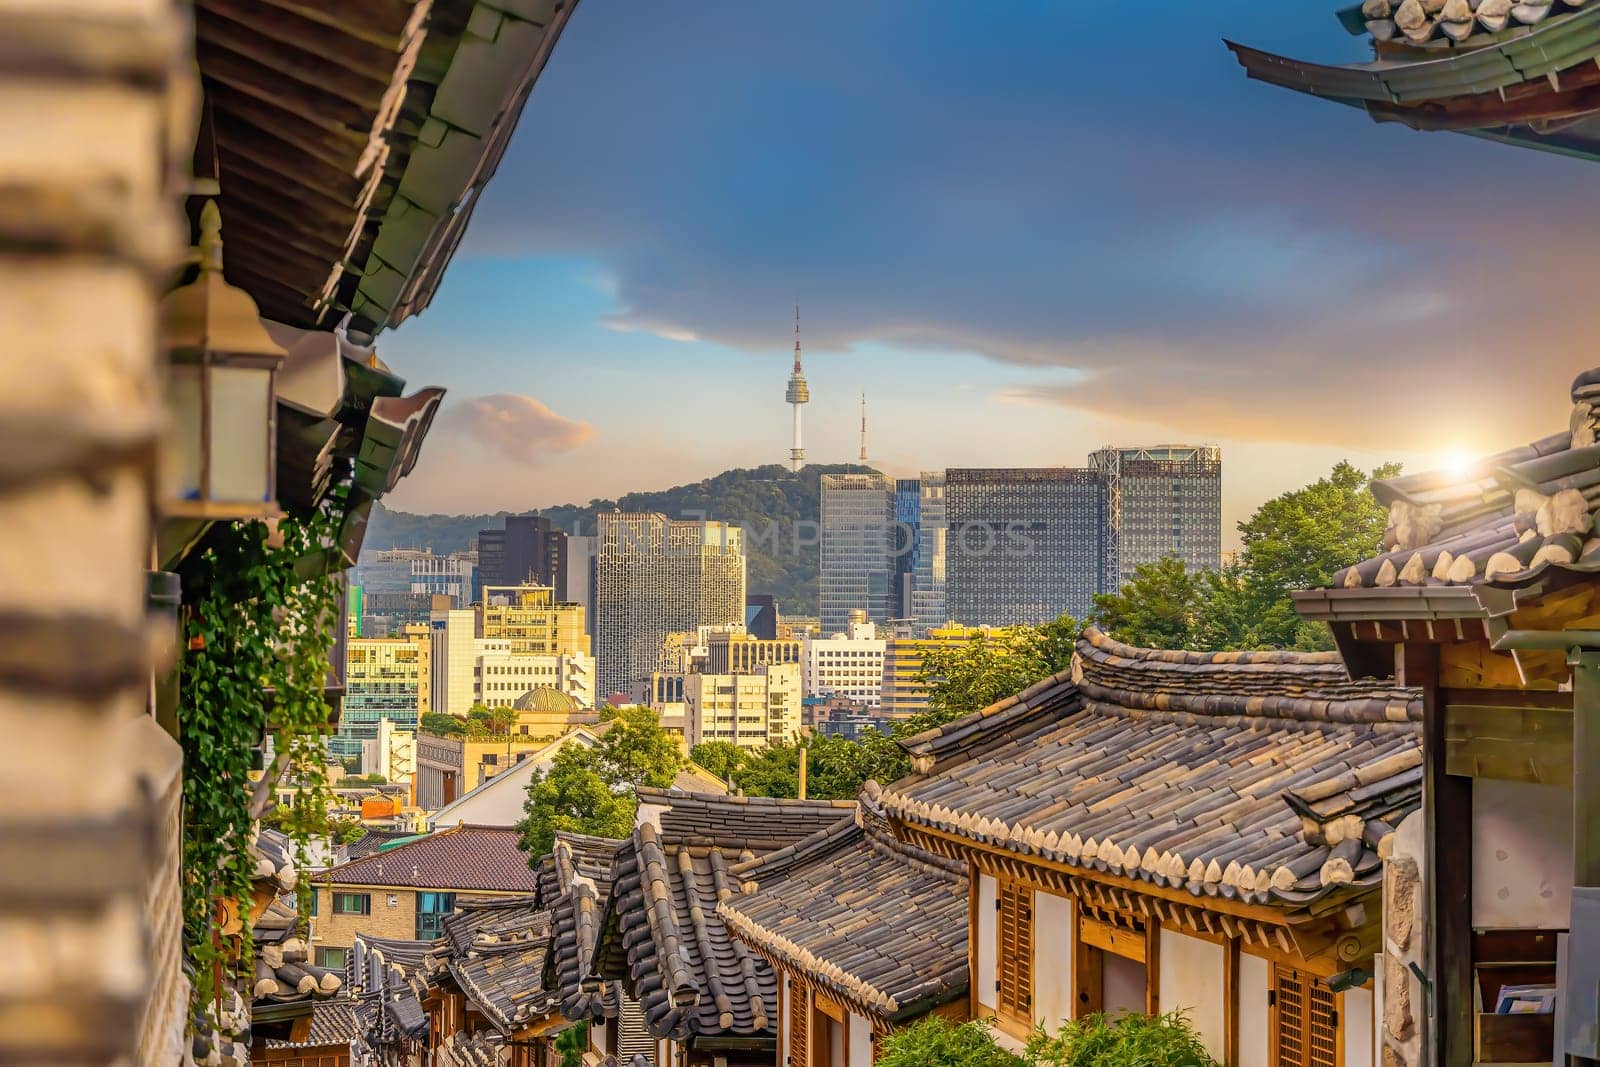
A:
[1441,447,1477,479]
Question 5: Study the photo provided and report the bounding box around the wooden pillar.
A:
[1144,920,1161,1016]
[1402,642,1471,1067]
[967,857,980,1020]
[1571,652,1600,1067]
[1223,937,1240,1067]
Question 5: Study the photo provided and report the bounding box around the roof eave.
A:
[1291,585,1487,623]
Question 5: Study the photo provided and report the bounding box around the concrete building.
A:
[705,628,802,675]
[481,584,589,656]
[428,607,480,716]
[1089,445,1222,589]
[409,551,476,607]
[477,515,569,602]
[683,662,802,751]
[880,623,1012,719]
[594,513,746,701]
[819,473,895,633]
[414,691,597,810]
[358,718,416,784]
[802,616,887,709]
[945,467,1108,625]
[475,643,596,710]
[893,477,921,619]
[429,588,595,715]
[334,632,431,761]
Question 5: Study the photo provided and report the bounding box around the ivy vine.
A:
[179,506,341,1015]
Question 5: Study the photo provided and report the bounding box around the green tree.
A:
[732,742,803,798]
[805,730,909,800]
[595,706,683,789]
[1092,556,1203,649]
[875,1017,1021,1067]
[516,746,637,858]
[1237,460,1399,596]
[420,712,465,737]
[690,740,746,782]
[1026,1011,1218,1067]
[914,614,1079,731]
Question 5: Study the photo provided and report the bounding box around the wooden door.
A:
[1271,965,1340,1067]
[788,978,809,1067]
[996,878,1034,1032]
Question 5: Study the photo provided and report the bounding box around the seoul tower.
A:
[785,306,810,472]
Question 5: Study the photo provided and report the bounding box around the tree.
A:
[420,712,465,737]
[732,743,802,799]
[1091,556,1203,649]
[875,1017,1021,1067]
[516,746,637,857]
[804,730,907,800]
[690,740,746,782]
[1237,460,1399,596]
[915,613,1079,731]
[488,707,517,736]
[595,706,683,790]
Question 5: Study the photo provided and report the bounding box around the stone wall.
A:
[0,0,193,1059]
[1382,811,1427,1067]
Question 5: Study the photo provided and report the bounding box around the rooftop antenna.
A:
[859,392,868,465]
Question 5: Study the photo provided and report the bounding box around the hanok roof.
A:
[1295,370,1600,626]
[535,831,626,1020]
[320,825,540,893]
[1227,5,1600,162]
[439,897,557,1033]
[595,791,860,1048]
[264,996,363,1049]
[194,0,583,337]
[253,896,344,1004]
[880,628,1422,908]
[718,785,968,1024]
[350,935,439,1045]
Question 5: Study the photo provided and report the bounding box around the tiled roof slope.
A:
[882,628,1422,907]
[1323,372,1600,593]
[263,996,362,1049]
[536,831,626,1020]
[595,791,859,1046]
[349,935,438,1046]
[320,825,540,893]
[440,897,556,1033]
[719,784,967,1022]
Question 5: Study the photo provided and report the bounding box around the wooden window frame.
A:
[789,976,810,1067]
[1073,905,1159,1019]
[1269,964,1342,1067]
[995,876,1035,1036]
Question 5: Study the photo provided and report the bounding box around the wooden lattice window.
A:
[789,978,809,1067]
[996,879,1034,1027]
[1272,966,1340,1067]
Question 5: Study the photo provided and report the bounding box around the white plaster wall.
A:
[829,1016,846,1066]
[1158,929,1226,1062]
[1344,983,1375,1067]
[848,1013,873,1067]
[1034,890,1075,1031]
[977,874,997,1012]
[1238,952,1271,1067]
[1473,778,1572,929]
[1104,954,1146,1015]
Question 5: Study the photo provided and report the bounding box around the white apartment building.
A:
[683,662,801,751]
[802,618,886,710]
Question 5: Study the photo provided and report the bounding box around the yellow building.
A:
[683,662,802,751]
[704,628,802,674]
[880,623,1014,718]
[414,688,598,809]
[481,584,589,656]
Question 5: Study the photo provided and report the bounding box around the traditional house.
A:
[259,999,364,1067]
[1281,375,1600,1067]
[878,627,1423,1066]
[435,897,564,1067]
[719,783,969,1067]
[535,831,659,1065]
[313,825,541,962]
[593,790,861,1066]
[1229,4,1600,162]
[348,936,437,1066]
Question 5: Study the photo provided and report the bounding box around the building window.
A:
[315,946,349,970]
[996,878,1034,1032]
[1272,965,1340,1067]
[416,891,456,940]
[331,891,370,916]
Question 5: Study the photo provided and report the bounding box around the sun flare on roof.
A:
[1441,447,1477,480]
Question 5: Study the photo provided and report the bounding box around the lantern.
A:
[161,200,286,519]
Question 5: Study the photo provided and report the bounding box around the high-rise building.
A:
[683,662,802,751]
[911,472,948,632]
[819,472,894,633]
[410,552,475,607]
[594,513,746,701]
[1089,445,1222,589]
[892,478,921,619]
[801,615,886,709]
[744,593,778,640]
[476,515,568,601]
[944,467,1108,625]
[335,629,431,761]
[480,585,590,656]
[428,586,596,714]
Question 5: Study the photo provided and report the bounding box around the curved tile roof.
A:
[441,899,556,1033]
[536,831,627,1021]
[719,787,967,1023]
[882,629,1421,909]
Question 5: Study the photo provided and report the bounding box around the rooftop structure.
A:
[1089,445,1222,588]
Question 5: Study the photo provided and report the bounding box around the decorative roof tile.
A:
[537,831,627,1021]
[440,898,557,1033]
[881,628,1421,908]
[719,787,968,1023]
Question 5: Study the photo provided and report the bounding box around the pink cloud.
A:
[437,394,594,465]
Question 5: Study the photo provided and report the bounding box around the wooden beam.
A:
[967,856,980,1021]
[1073,902,1102,1020]
[1404,641,1474,1067]
[1079,913,1146,962]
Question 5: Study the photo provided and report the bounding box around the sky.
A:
[381,0,1600,548]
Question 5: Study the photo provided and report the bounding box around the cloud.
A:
[436,394,594,466]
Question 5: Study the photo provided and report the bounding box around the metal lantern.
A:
[161,200,287,519]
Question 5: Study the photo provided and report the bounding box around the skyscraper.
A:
[1089,445,1222,589]
[476,514,568,601]
[786,308,810,471]
[819,472,894,633]
[944,467,1108,625]
[911,471,948,631]
[594,513,746,701]
[892,477,921,619]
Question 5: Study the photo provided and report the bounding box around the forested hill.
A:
[365,463,879,614]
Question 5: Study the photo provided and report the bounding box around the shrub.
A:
[875,1017,1023,1067]
[1026,1012,1219,1067]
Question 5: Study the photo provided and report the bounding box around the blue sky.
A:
[382,0,1600,544]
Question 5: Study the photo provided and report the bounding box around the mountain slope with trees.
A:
[365,463,876,614]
